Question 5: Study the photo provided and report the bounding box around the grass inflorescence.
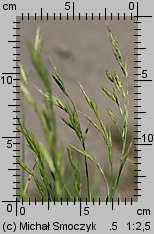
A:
[18,27,133,202]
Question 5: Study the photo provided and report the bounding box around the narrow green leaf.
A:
[17,158,34,176]
[39,143,55,173]
[108,141,133,201]
[79,111,102,133]
[69,145,94,162]
[69,145,109,195]
[64,185,74,202]
[34,178,47,199]
[18,121,55,173]
[67,148,81,200]
[95,160,109,195]
[35,160,54,200]
[18,189,29,202]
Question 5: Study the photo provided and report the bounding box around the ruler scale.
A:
[0,0,153,233]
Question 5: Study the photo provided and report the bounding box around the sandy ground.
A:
[18,17,137,200]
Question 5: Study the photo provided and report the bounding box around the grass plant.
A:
[18,27,133,202]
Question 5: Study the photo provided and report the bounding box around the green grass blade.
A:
[69,144,109,195]
[18,122,55,173]
[17,158,34,176]
[64,185,74,202]
[107,141,133,201]
[67,148,81,200]
[69,144,94,162]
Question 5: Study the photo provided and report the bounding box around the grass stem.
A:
[21,98,25,189]
[82,141,90,202]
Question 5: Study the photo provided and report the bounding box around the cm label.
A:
[3,3,16,11]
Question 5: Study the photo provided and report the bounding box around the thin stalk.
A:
[108,75,129,201]
[21,96,25,189]
[23,160,37,194]
[82,141,90,202]
[67,94,90,201]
